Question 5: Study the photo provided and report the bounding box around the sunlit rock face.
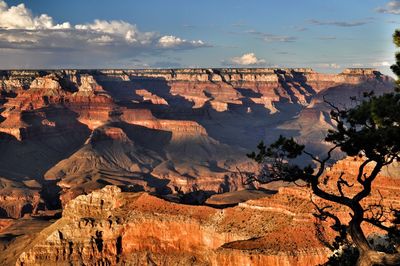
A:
[3,154,398,265]
[0,68,394,216]
[15,158,400,266]
[0,68,398,266]
[15,186,331,266]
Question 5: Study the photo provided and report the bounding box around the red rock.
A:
[0,68,394,217]
[15,186,331,266]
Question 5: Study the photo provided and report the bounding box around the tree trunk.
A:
[349,220,372,266]
[357,250,400,266]
[349,220,400,266]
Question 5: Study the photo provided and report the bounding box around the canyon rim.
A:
[0,0,399,265]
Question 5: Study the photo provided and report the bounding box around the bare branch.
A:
[311,144,339,183]
[236,167,257,185]
[355,159,373,185]
[363,218,392,232]
[305,144,354,207]
[311,200,342,231]
[303,150,322,164]
[337,172,353,198]
[311,196,348,251]
[323,95,343,113]
[353,161,384,202]
[362,190,392,233]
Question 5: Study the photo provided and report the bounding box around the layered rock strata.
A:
[15,155,400,266]
[0,68,394,217]
[16,186,330,266]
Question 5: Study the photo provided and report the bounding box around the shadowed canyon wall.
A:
[0,68,393,218]
[0,68,398,266]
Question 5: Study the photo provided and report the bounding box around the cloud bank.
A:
[0,0,208,68]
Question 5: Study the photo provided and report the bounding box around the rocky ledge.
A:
[16,185,330,266]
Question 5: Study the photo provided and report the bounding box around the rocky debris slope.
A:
[44,121,248,206]
[44,125,163,206]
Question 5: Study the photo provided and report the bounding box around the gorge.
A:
[0,68,397,265]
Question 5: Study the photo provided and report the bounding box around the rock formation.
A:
[0,68,394,218]
[15,186,331,266]
[13,153,400,266]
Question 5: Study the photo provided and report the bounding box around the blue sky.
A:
[0,0,399,76]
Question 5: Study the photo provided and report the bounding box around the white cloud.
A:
[0,0,208,67]
[377,1,400,15]
[75,19,156,45]
[0,1,206,48]
[0,1,70,30]
[229,53,266,66]
[157,35,205,48]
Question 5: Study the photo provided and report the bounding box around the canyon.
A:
[4,156,400,266]
[0,68,397,265]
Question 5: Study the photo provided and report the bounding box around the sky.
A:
[0,0,399,76]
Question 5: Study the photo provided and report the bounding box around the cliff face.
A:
[0,151,398,265]
[15,186,330,266]
[97,68,387,114]
[0,68,389,140]
[14,155,400,266]
[0,68,394,217]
